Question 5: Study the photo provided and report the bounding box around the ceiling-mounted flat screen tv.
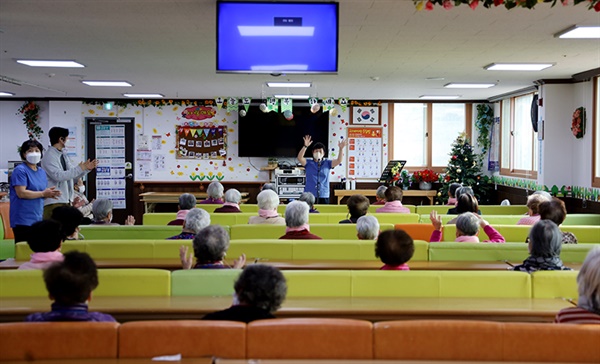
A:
[217,1,339,74]
[238,104,330,158]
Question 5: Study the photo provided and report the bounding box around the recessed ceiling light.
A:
[273,94,310,99]
[555,25,600,39]
[0,91,15,96]
[419,95,460,100]
[445,83,496,89]
[123,93,165,98]
[17,60,85,68]
[484,63,554,71]
[82,81,133,87]
[267,82,311,88]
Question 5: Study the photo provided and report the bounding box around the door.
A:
[86,118,135,224]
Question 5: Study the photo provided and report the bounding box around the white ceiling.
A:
[0,0,599,101]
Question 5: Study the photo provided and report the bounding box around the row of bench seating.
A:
[13,239,597,263]
[0,269,579,299]
[1,319,598,362]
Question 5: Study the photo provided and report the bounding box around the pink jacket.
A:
[18,251,64,270]
[429,225,505,243]
[516,214,541,225]
[376,201,410,213]
[380,263,410,270]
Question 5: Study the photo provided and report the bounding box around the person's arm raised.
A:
[332,138,348,168]
[297,135,312,167]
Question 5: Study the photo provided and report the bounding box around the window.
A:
[499,93,538,178]
[392,103,469,170]
[594,76,600,187]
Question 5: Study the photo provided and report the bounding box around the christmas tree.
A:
[437,133,492,205]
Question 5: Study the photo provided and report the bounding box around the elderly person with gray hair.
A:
[356,215,380,240]
[179,225,245,269]
[261,183,277,193]
[199,181,224,204]
[279,201,321,239]
[168,193,197,225]
[202,264,287,323]
[298,192,318,213]
[214,189,242,213]
[512,220,571,273]
[374,185,387,205]
[248,190,285,224]
[167,208,210,240]
[516,193,552,225]
[91,199,134,225]
[555,247,600,324]
[429,211,505,243]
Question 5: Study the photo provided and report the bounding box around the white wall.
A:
[48,101,86,163]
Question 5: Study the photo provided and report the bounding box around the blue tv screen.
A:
[217,1,339,74]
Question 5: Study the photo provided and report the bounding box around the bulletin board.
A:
[347,127,383,179]
[176,125,227,160]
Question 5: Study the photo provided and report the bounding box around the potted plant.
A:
[411,169,439,190]
[399,170,411,190]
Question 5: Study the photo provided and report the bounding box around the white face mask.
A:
[26,152,42,165]
[78,185,85,194]
[313,152,323,161]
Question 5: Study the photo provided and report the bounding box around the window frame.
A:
[593,76,600,187]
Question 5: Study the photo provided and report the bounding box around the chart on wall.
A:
[175,125,227,160]
[94,124,126,209]
[346,127,383,179]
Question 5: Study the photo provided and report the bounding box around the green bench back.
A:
[441,224,599,243]
[418,214,600,226]
[229,223,395,240]
[531,271,578,299]
[416,205,529,215]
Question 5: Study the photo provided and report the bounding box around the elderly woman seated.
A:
[298,192,318,213]
[167,208,210,240]
[447,194,480,224]
[375,229,415,270]
[261,183,277,193]
[555,247,600,324]
[279,201,321,239]
[91,199,135,225]
[214,189,242,213]
[375,186,410,213]
[199,181,224,204]
[538,198,577,244]
[517,193,552,225]
[168,193,197,225]
[447,186,481,215]
[429,211,505,243]
[178,225,245,269]
[248,190,285,224]
[202,264,287,323]
[356,215,380,240]
[513,220,572,273]
[373,185,387,205]
[339,194,370,224]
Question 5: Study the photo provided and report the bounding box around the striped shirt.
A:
[555,307,600,324]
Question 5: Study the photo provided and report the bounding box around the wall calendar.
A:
[346,127,383,179]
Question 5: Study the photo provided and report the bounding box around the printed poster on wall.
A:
[175,125,227,160]
[95,125,126,209]
[347,127,383,179]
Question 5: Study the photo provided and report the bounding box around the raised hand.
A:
[179,245,193,270]
[429,210,443,231]
[124,215,135,225]
[72,196,85,208]
[338,138,348,149]
[303,135,313,148]
[233,253,246,269]
[80,159,98,171]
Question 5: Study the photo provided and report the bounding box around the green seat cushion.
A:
[416,205,528,215]
[80,226,183,240]
[171,269,240,296]
[0,269,46,297]
[227,240,294,261]
[531,270,578,299]
[95,269,171,296]
[0,239,15,260]
[283,270,353,297]
[562,214,600,226]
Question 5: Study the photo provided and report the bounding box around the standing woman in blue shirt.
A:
[9,140,61,243]
[297,135,347,204]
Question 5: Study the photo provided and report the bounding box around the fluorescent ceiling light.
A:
[273,94,310,100]
[251,64,309,71]
[82,81,133,87]
[17,60,85,68]
[445,83,495,89]
[267,82,312,88]
[0,91,15,96]
[555,25,600,39]
[419,95,460,100]
[123,93,165,98]
[485,63,554,71]
[238,26,314,36]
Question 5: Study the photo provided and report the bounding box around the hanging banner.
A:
[488,116,500,171]
[338,97,349,112]
[227,97,238,112]
[242,97,251,112]
[215,97,224,110]
[267,97,279,112]
[322,97,335,111]
[308,97,318,107]
[280,98,293,112]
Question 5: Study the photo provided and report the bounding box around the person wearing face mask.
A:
[73,178,93,222]
[41,127,98,219]
[9,139,62,243]
[297,135,348,204]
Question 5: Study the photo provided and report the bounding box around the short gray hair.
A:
[285,201,309,228]
[224,189,242,204]
[577,247,600,314]
[261,183,277,192]
[234,264,287,313]
[193,225,229,264]
[179,193,197,210]
[298,192,315,209]
[376,186,388,200]
[527,193,551,215]
[356,215,379,240]
[92,199,113,220]
[206,181,224,199]
[455,212,479,236]
[257,190,279,210]
[532,190,552,200]
[184,208,211,234]
[456,186,474,199]
[528,220,562,258]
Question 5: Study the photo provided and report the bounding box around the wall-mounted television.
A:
[217,1,339,74]
[238,105,330,158]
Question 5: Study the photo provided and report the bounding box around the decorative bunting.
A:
[281,98,293,112]
[338,97,349,112]
[308,97,318,107]
[267,97,279,112]
[227,97,238,112]
[322,97,335,111]
[242,97,252,112]
[215,97,224,110]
